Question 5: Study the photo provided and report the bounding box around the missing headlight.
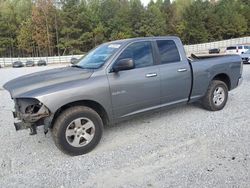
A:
[16,98,41,114]
[15,98,50,123]
[25,103,42,114]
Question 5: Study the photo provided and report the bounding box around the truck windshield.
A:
[244,49,250,54]
[76,43,122,69]
[227,46,236,50]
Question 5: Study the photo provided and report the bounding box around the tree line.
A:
[0,0,249,57]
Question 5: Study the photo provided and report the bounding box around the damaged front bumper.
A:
[12,98,51,135]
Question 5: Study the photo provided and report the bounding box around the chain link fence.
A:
[0,55,83,67]
[1,36,250,67]
[184,36,250,55]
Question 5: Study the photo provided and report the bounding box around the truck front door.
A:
[107,41,161,119]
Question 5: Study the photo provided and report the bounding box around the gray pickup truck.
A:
[4,36,243,156]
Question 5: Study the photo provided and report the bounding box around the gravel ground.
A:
[0,65,249,188]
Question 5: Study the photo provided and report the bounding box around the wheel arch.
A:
[51,100,109,128]
[212,73,231,90]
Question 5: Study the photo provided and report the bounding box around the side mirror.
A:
[113,58,135,72]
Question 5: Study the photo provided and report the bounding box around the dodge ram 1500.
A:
[3,36,243,155]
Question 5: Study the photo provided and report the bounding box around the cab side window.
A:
[116,41,154,68]
[156,40,181,64]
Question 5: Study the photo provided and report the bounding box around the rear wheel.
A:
[52,106,103,156]
[201,80,228,111]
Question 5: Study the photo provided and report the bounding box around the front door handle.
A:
[146,73,157,78]
[177,68,187,72]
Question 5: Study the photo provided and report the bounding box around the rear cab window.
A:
[156,40,181,64]
[227,46,237,50]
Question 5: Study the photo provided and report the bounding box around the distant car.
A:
[37,60,47,66]
[225,45,250,55]
[241,49,250,64]
[25,60,35,67]
[12,61,24,68]
[209,48,220,54]
[70,57,78,64]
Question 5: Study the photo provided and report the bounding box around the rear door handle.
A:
[146,73,157,78]
[177,68,187,72]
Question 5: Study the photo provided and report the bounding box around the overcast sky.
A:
[141,0,154,6]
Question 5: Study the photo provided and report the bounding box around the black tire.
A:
[201,80,228,111]
[52,106,103,156]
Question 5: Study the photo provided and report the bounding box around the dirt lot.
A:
[0,65,249,188]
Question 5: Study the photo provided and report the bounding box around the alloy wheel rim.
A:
[65,117,95,147]
[213,86,225,106]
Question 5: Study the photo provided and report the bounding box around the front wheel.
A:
[201,80,228,111]
[52,106,103,156]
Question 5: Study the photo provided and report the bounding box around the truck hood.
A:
[3,67,93,98]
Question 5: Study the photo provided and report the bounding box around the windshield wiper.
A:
[71,64,84,69]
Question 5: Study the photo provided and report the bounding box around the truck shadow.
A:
[105,102,200,130]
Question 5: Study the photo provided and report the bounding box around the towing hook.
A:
[14,122,24,131]
[12,111,17,118]
[30,124,37,135]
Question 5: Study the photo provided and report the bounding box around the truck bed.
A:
[189,54,242,102]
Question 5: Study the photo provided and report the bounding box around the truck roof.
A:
[106,36,180,45]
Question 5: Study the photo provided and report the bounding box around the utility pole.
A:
[55,4,61,63]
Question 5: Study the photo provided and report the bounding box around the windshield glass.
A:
[244,49,250,54]
[77,43,122,69]
[227,46,236,50]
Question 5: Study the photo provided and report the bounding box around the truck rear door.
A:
[155,39,192,107]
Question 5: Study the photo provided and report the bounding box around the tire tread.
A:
[52,106,103,156]
[201,80,228,111]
